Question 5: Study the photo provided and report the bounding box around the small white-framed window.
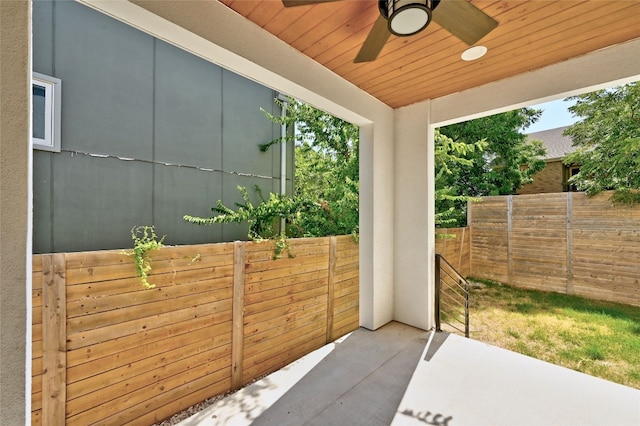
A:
[32,72,61,152]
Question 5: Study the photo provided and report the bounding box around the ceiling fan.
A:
[282,0,498,63]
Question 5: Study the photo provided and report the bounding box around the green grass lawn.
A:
[467,279,640,389]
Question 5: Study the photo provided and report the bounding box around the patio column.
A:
[0,0,32,424]
[393,101,434,330]
[359,121,396,330]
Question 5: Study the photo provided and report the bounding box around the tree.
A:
[437,108,546,226]
[284,99,359,237]
[563,82,640,203]
[434,130,486,228]
[185,97,359,240]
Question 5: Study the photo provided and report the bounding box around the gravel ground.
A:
[152,392,232,426]
[152,373,269,426]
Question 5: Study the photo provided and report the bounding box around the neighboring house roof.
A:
[527,126,576,161]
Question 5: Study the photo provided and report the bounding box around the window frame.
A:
[32,72,61,152]
[563,164,580,192]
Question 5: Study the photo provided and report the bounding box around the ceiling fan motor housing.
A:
[380,0,440,37]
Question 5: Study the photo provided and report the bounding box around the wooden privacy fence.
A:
[469,192,640,307]
[435,227,471,278]
[31,236,359,425]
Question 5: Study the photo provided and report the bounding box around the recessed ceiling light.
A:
[461,46,488,61]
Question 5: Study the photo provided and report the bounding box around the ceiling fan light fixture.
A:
[385,0,433,37]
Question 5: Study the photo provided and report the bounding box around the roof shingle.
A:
[527,126,576,161]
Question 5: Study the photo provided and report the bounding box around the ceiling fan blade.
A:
[354,15,391,63]
[432,0,498,45]
[282,0,342,7]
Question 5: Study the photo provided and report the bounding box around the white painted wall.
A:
[359,122,396,329]
[393,102,432,330]
[431,38,640,127]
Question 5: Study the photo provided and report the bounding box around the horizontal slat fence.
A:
[32,255,44,426]
[469,197,510,283]
[331,238,360,339]
[511,193,569,293]
[470,192,640,306]
[571,194,640,303]
[435,227,471,278]
[31,236,359,425]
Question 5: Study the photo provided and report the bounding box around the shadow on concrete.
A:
[251,322,428,426]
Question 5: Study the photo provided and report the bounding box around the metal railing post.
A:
[435,253,471,338]
[435,254,441,332]
[463,279,469,338]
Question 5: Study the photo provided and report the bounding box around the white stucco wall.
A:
[0,0,31,424]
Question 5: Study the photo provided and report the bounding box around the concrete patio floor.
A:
[178,321,640,426]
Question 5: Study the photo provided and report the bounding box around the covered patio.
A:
[2,1,640,423]
[177,322,639,426]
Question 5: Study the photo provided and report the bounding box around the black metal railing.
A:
[435,254,470,338]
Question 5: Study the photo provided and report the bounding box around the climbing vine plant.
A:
[125,225,165,289]
[184,185,313,258]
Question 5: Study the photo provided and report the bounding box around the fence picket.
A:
[326,236,337,343]
[232,241,245,391]
[41,254,66,426]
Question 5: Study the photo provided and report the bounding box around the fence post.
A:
[458,227,466,274]
[42,253,67,426]
[467,200,473,277]
[566,192,574,295]
[463,278,470,338]
[507,195,513,285]
[326,236,337,343]
[435,254,441,332]
[231,241,245,391]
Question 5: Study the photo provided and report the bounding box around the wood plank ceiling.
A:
[219,0,640,108]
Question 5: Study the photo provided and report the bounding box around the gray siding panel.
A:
[153,166,223,245]
[154,40,223,169]
[54,1,154,159]
[32,0,54,75]
[220,70,280,241]
[32,151,53,254]
[32,1,293,253]
[51,154,153,252]
[221,70,277,176]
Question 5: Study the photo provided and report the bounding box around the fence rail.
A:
[31,236,359,425]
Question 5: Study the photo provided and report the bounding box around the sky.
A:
[524,98,580,134]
